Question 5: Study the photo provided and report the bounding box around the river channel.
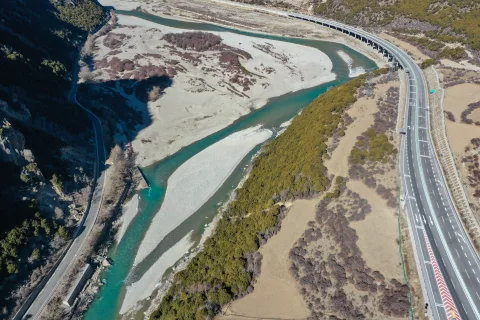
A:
[84,9,377,320]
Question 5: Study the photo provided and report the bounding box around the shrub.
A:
[50,174,63,193]
[25,162,37,172]
[56,226,70,240]
[41,59,67,77]
[20,173,30,183]
[438,47,466,61]
[421,58,436,69]
[31,248,40,261]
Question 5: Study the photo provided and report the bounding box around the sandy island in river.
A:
[120,231,195,314]
[119,126,271,313]
[88,14,336,168]
[134,126,272,264]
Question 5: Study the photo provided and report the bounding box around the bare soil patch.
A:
[348,180,402,281]
[218,199,317,320]
[443,83,480,121]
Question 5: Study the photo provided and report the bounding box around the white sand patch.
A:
[92,14,334,167]
[120,231,195,314]
[440,59,480,71]
[337,50,366,78]
[96,0,141,10]
[134,126,272,264]
[117,194,139,242]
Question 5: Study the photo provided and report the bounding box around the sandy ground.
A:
[217,199,316,320]
[348,180,403,280]
[135,126,272,264]
[440,59,480,72]
[91,14,337,167]
[324,82,398,178]
[120,231,194,314]
[98,0,386,65]
[378,32,428,63]
[117,194,139,242]
[325,78,403,279]
[443,83,480,153]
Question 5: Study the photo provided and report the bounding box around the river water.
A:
[84,10,376,320]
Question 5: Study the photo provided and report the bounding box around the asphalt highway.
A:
[288,11,480,320]
[15,59,107,320]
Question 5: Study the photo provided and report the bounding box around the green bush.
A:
[20,173,30,184]
[50,174,63,193]
[25,162,37,172]
[438,47,466,60]
[31,248,40,260]
[421,58,436,69]
[56,226,70,240]
[335,176,344,185]
[41,59,67,77]
[350,128,395,164]
[52,0,106,32]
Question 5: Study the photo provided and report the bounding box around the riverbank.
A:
[82,5,379,319]
[86,12,336,168]
[97,0,386,71]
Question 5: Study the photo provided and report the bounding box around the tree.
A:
[40,219,51,235]
[20,173,30,183]
[31,248,40,261]
[6,261,18,274]
[50,174,63,194]
[56,226,70,240]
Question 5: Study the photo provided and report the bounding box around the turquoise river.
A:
[84,9,377,320]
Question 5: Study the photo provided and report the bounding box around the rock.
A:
[0,120,26,166]
[102,259,112,267]
[22,149,35,162]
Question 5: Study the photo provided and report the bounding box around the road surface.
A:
[15,59,107,319]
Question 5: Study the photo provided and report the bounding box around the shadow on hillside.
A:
[77,75,172,150]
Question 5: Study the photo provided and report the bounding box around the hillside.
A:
[233,0,480,64]
[150,70,391,319]
[0,0,105,316]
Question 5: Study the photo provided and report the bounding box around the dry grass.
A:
[218,199,317,320]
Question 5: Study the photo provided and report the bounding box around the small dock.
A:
[137,167,150,188]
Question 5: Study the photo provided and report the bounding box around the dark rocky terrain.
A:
[0,0,105,316]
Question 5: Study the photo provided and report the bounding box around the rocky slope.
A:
[0,0,105,316]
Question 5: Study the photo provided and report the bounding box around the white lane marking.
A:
[466,271,471,279]
[448,231,452,239]
[456,232,466,243]
[456,249,460,257]
[469,261,472,266]
[423,216,427,224]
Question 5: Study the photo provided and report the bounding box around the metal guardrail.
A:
[425,66,480,249]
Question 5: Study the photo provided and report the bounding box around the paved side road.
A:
[14,60,107,320]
